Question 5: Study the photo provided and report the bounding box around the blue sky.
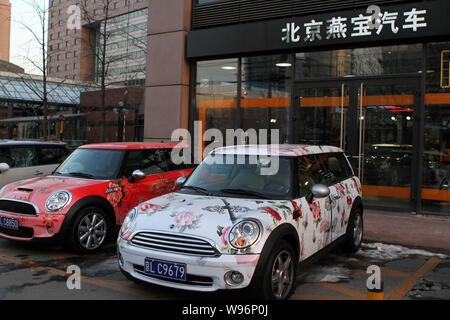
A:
[10,0,46,75]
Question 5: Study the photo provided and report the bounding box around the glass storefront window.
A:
[195,58,238,148]
[192,43,449,215]
[423,42,450,214]
[241,55,292,143]
[295,44,423,79]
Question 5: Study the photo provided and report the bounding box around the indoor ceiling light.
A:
[275,62,292,67]
[221,66,236,70]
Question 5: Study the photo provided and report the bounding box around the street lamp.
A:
[113,101,128,142]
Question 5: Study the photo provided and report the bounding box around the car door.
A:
[36,145,70,176]
[159,148,195,193]
[294,154,332,261]
[322,153,357,241]
[115,148,168,223]
[0,146,40,188]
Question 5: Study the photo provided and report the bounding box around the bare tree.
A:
[79,0,147,142]
[14,0,66,140]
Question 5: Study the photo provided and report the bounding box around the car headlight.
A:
[123,207,138,227]
[45,191,72,212]
[228,219,261,249]
[120,207,138,239]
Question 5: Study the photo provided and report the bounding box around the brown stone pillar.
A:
[0,0,11,62]
[144,0,191,142]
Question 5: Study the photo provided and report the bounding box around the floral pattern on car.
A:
[170,211,203,233]
[126,175,361,258]
[106,181,124,208]
[138,202,167,216]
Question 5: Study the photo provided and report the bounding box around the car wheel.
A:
[256,240,296,300]
[68,206,109,254]
[343,207,363,253]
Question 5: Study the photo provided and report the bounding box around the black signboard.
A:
[187,0,450,58]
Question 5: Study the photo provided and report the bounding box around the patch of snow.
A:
[357,242,448,261]
[300,265,351,283]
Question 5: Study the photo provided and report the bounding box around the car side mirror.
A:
[0,163,10,173]
[176,176,187,188]
[128,170,146,183]
[306,184,330,204]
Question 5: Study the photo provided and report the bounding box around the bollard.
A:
[367,280,384,300]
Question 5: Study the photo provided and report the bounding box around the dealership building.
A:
[144,0,449,215]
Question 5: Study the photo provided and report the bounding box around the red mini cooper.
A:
[0,142,193,253]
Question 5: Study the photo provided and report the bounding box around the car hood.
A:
[0,175,105,203]
[128,192,296,254]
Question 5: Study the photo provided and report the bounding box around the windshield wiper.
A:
[181,185,213,196]
[67,172,95,179]
[219,188,270,199]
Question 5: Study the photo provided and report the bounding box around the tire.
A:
[67,206,109,254]
[253,240,296,300]
[342,207,363,253]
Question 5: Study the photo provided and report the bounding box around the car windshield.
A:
[178,154,293,199]
[54,148,124,180]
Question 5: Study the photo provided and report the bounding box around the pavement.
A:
[291,209,450,300]
[0,208,449,300]
[363,210,450,254]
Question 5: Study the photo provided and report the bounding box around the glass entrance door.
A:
[294,77,420,211]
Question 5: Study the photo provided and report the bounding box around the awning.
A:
[0,113,87,124]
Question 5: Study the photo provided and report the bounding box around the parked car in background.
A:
[118,144,363,300]
[0,142,194,253]
[0,140,69,188]
[364,144,449,189]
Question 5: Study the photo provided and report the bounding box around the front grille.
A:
[131,231,219,257]
[0,200,38,216]
[133,264,213,287]
[0,226,34,238]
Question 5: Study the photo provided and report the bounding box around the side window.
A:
[9,147,38,168]
[122,149,168,177]
[296,155,329,197]
[38,147,70,165]
[0,148,14,167]
[323,153,350,183]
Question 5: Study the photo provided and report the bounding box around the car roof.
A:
[79,142,187,150]
[0,140,67,147]
[212,144,343,157]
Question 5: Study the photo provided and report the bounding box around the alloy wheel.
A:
[353,213,363,247]
[271,250,294,299]
[77,211,107,250]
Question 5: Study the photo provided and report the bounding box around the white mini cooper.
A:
[117,145,363,300]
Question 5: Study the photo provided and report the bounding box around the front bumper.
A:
[0,210,65,241]
[118,238,260,292]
